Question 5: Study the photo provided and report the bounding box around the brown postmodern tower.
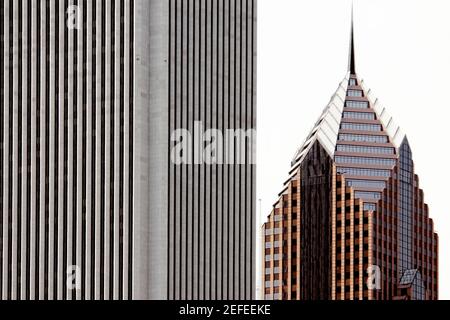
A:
[262,14,439,300]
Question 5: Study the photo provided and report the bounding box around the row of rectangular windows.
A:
[337,167,391,177]
[265,293,281,300]
[343,111,376,120]
[265,228,282,236]
[346,179,387,189]
[339,133,388,144]
[363,203,377,211]
[265,267,281,275]
[355,191,382,200]
[347,89,363,97]
[341,122,382,132]
[265,280,281,288]
[335,156,396,167]
[265,254,281,261]
[345,100,368,109]
[336,144,395,155]
[265,241,281,249]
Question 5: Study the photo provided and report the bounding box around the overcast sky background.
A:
[257,0,450,299]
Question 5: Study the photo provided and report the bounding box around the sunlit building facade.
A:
[262,19,438,300]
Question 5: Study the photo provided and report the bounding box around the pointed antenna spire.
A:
[348,4,356,75]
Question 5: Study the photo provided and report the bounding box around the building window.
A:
[273,228,282,235]
[347,89,363,97]
[273,215,282,222]
[363,203,377,212]
[346,100,368,109]
[346,179,387,189]
[341,122,382,132]
[336,144,395,155]
[335,156,396,167]
[349,78,357,86]
[343,111,375,120]
[337,167,391,177]
[355,191,382,200]
[339,133,388,143]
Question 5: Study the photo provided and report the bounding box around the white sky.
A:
[257,0,450,299]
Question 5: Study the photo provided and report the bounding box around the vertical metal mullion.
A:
[47,0,56,300]
[222,0,230,300]
[240,0,248,300]
[174,0,181,301]
[66,0,74,301]
[250,0,257,299]
[228,0,236,299]
[112,0,121,300]
[122,0,130,300]
[56,0,65,301]
[203,0,211,301]
[75,0,84,301]
[80,0,88,300]
[3,0,11,301]
[167,0,174,300]
[36,0,46,300]
[11,0,19,301]
[20,0,29,300]
[0,0,5,301]
[29,0,38,301]
[234,0,242,299]
[51,0,59,301]
[209,0,217,300]
[117,0,124,300]
[84,0,93,301]
[215,0,224,300]
[103,0,112,300]
[94,0,102,300]
[1,0,9,301]
[180,0,187,301]
[186,0,194,300]
[197,0,205,300]
[191,0,199,301]
[107,0,115,301]
[128,0,134,300]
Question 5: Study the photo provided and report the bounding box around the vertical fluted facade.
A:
[166,0,256,300]
[0,0,257,300]
[0,0,135,300]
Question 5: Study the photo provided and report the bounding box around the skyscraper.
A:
[0,0,256,300]
[262,17,438,300]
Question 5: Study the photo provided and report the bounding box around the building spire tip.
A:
[348,4,356,75]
